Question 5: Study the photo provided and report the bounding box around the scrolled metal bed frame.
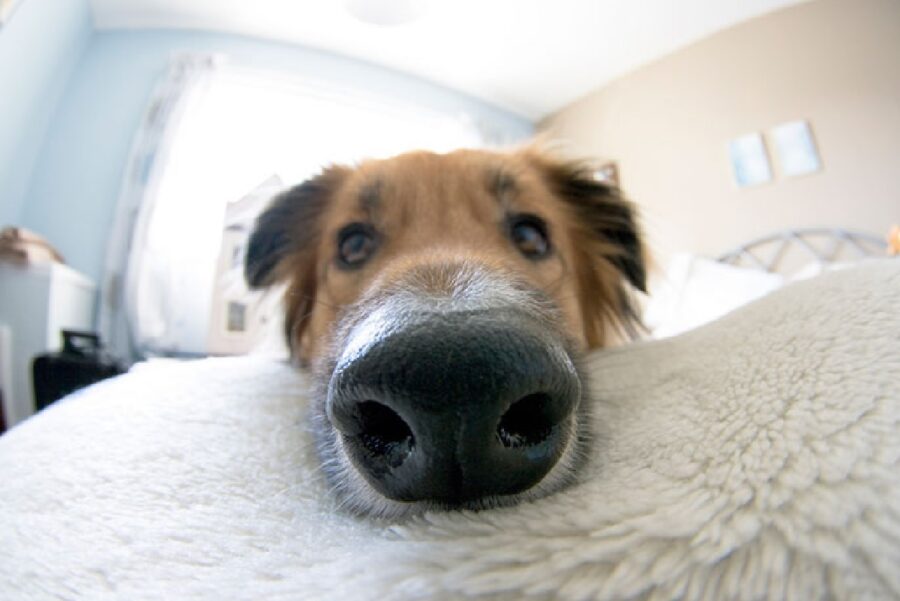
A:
[716,228,887,275]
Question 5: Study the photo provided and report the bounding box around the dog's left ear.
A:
[529,152,648,345]
[552,166,646,292]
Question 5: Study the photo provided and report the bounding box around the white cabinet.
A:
[0,262,96,428]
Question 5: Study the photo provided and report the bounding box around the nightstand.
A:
[0,262,96,429]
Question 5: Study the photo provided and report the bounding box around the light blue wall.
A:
[0,0,93,227]
[21,30,533,284]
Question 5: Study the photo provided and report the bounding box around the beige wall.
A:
[540,0,900,264]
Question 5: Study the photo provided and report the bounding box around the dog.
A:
[245,148,647,518]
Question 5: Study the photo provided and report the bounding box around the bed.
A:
[716,228,886,273]
[644,228,888,339]
[0,231,897,600]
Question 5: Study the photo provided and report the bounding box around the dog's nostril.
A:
[496,393,556,448]
[356,401,415,466]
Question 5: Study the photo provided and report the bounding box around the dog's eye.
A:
[509,215,550,259]
[337,224,378,268]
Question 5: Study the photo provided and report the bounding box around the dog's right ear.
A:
[245,167,347,358]
[245,167,346,289]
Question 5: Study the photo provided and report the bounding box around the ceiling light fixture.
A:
[344,0,431,26]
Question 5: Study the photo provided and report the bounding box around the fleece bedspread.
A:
[0,261,898,600]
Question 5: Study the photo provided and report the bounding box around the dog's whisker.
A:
[283,292,342,312]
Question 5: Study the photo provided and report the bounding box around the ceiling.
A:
[89,0,807,120]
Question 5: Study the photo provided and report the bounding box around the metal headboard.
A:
[717,228,886,275]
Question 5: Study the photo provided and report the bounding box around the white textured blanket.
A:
[1,262,898,600]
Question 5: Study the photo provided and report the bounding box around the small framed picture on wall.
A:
[770,120,822,177]
[728,132,772,188]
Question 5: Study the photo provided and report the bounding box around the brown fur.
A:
[246,148,647,364]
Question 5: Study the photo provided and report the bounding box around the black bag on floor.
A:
[32,331,124,411]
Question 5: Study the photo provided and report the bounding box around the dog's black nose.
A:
[327,309,581,505]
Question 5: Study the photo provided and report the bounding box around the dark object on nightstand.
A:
[32,331,124,411]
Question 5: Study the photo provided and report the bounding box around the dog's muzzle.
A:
[325,272,581,506]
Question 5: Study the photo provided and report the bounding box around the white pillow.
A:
[645,253,784,338]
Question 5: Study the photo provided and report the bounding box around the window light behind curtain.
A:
[109,54,500,358]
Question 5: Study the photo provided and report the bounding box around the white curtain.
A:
[101,55,524,361]
[98,53,219,363]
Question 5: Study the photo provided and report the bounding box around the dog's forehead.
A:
[337,150,551,216]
